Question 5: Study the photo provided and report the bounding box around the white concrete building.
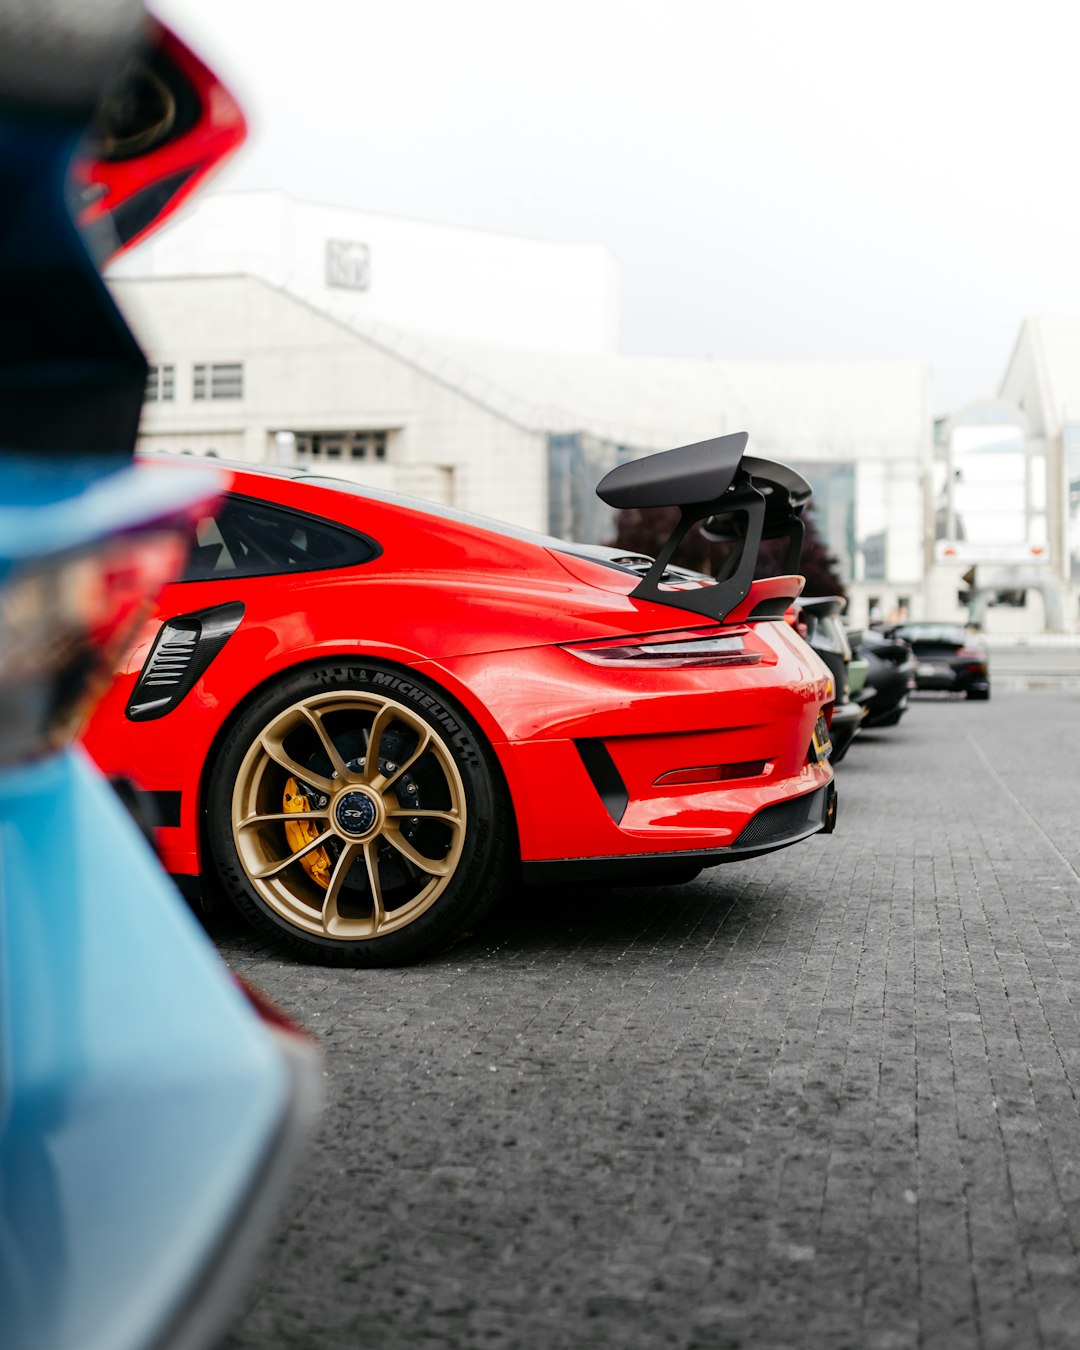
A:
[994,315,1080,630]
[117,270,930,623]
[911,315,1080,634]
[111,194,934,625]
[109,191,620,357]
[419,338,931,622]
[117,274,548,531]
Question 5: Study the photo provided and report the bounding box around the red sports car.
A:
[82,433,838,964]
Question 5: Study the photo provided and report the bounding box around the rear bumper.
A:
[862,693,908,727]
[522,781,837,884]
[915,677,990,694]
[914,662,989,693]
[468,622,836,865]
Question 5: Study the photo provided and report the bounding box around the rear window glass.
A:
[182,494,376,580]
[894,624,967,645]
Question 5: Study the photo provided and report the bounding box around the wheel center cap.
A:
[334,789,378,837]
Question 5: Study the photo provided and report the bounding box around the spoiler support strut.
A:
[596,433,812,625]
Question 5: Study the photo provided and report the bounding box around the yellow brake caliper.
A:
[283,776,333,890]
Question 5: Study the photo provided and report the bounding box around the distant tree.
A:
[610,505,846,597]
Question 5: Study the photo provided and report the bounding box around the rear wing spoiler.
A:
[596,432,812,624]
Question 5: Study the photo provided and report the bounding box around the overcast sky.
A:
[153,0,1080,414]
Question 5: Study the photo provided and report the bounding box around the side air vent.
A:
[126,600,244,721]
[141,625,199,689]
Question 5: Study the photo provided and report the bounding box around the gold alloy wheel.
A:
[231,691,467,941]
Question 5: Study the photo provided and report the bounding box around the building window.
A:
[145,364,175,402]
[353,431,387,460]
[193,362,244,401]
[294,431,389,460]
[861,531,886,582]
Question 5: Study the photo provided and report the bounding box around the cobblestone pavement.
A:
[216,691,1080,1350]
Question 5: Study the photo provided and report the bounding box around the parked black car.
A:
[849,628,917,727]
[880,622,990,700]
[794,597,864,762]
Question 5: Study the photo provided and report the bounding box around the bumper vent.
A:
[127,600,244,721]
[734,786,827,849]
[573,739,629,823]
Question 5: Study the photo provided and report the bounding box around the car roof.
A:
[139,452,556,540]
[139,452,310,481]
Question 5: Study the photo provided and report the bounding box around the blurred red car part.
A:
[74,22,245,262]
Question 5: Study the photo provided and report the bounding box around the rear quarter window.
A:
[182,493,378,580]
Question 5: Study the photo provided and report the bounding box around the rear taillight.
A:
[562,625,766,669]
[0,530,190,766]
[957,648,987,666]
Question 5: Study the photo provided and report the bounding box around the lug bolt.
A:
[384,761,397,774]
[405,782,418,795]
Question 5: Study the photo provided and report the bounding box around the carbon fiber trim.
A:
[521,784,834,885]
[127,600,244,721]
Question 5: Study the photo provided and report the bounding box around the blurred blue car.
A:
[0,6,317,1348]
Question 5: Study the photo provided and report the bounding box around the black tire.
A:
[966,688,991,701]
[205,660,516,965]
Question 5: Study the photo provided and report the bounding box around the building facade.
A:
[995,316,1080,631]
[119,273,550,531]
[109,191,620,357]
[111,193,938,626]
